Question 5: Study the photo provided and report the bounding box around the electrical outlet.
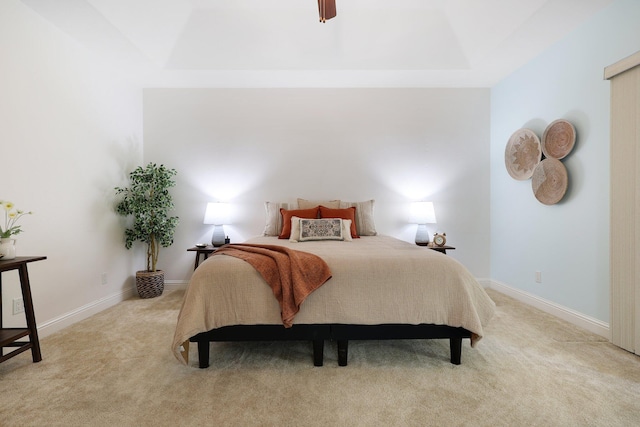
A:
[535,271,542,283]
[101,272,108,286]
[13,297,25,315]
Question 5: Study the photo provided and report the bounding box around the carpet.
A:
[1,289,639,426]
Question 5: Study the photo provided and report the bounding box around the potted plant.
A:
[115,163,179,298]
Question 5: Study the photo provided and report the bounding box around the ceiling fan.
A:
[318,0,336,23]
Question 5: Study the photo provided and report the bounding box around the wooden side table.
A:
[0,256,46,364]
[419,244,456,255]
[187,246,218,270]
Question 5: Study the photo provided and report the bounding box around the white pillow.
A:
[289,217,353,242]
[263,201,293,236]
[289,215,302,242]
[339,200,377,236]
[297,198,341,209]
[341,219,353,242]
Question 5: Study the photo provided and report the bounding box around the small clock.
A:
[433,233,446,247]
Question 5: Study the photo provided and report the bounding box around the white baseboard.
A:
[165,280,188,290]
[37,288,135,339]
[476,278,492,288]
[488,280,610,340]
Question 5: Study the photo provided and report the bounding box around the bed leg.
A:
[450,337,462,365]
[337,340,348,366]
[197,341,210,369]
[312,339,324,366]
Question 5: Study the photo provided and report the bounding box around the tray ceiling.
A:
[20,0,613,87]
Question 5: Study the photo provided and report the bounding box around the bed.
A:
[172,200,495,368]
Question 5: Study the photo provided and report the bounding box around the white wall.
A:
[490,0,640,324]
[143,88,490,282]
[0,1,142,334]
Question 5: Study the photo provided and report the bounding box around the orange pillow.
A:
[278,207,319,239]
[318,206,359,238]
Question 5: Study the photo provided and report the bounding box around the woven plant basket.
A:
[135,270,164,299]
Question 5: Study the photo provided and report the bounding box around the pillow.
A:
[339,200,377,236]
[263,202,293,236]
[318,206,359,238]
[289,216,303,242]
[278,207,319,239]
[340,219,353,242]
[298,218,343,242]
[290,217,353,242]
[297,198,340,209]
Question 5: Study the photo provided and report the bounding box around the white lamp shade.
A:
[409,201,436,224]
[203,202,230,225]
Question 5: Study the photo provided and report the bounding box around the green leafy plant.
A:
[0,201,32,238]
[115,163,179,272]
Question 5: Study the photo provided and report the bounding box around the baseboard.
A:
[476,278,492,289]
[37,288,135,339]
[165,280,188,290]
[488,280,610,340]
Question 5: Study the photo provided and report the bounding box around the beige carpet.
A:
[1,289,639,426]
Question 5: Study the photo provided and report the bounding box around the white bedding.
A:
[172,235,495,362]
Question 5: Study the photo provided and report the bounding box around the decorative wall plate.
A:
[542,119,576,159]
[531,158,568,205]
[505,128,542,180]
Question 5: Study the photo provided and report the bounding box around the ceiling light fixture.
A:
[318,0,336,23]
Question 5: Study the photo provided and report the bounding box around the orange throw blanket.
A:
[212,244,332,328]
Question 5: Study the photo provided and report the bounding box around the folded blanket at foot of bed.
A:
[212,244,332,328]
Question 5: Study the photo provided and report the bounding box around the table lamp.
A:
[410,201,436,246]
[203,202,230,247]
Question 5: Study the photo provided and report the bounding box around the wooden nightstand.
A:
[187,246,218,270]
[418,243,456,255]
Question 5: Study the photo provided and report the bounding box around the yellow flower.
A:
[1,200,32,238]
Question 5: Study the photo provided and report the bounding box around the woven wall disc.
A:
[531,158,568,205]
[541,119,576,159]
[505,128,542,180]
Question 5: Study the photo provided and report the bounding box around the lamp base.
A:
[211,225,226,247]
[415,224,430,246]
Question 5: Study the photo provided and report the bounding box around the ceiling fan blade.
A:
[318,0,337,23]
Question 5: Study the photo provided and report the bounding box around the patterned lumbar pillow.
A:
[290,217,353,242]
[298,218,344,242]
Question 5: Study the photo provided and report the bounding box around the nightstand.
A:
[187,246,218,270]
[418,243,456,255]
